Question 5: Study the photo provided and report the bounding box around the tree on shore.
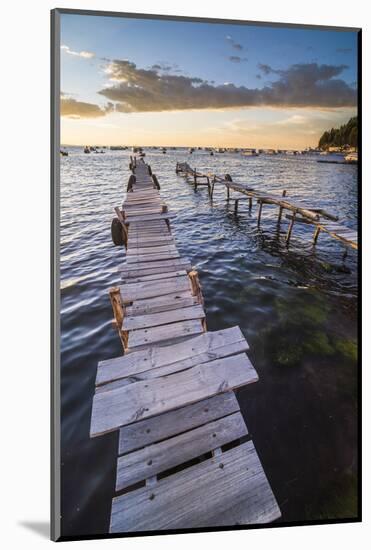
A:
[318,117,358,149]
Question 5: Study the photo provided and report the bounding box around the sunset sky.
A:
[60,14,358,148]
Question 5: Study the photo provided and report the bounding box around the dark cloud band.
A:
[60,59,356,118]
[98,59,356,113]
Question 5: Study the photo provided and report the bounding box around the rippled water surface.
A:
[60,148,358,537]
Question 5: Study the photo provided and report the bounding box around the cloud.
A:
[61,96,114,118]
[150,62,181,73]
[275,114,309,125]
[258,63,275,75]
[61,45,95,59]
[229,55,248,63]
[226,35,244,51]
[97,59,356,114]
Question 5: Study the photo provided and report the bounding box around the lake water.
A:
[60,147,358,537]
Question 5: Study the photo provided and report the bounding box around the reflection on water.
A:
[60,148,358,537]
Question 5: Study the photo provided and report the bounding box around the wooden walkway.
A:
[89,157,281,533]
[176,162,358,251]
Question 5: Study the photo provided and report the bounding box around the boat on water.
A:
[84,146,91,154]
[162,147,167,154]
[189,148,194,154]
[344,152,358,164]
[60,150,68,157]
[242,149,259,157]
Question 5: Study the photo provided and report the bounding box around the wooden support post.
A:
[210,181,215,199]
[277,190,287,224]
[313,226,321,245]
[257,201,263,226]
[286,211,296,244]
[249,197,252,210]
[109,287,127,351]
[114,206,128,247]
[226,185,230,202]
[207,177,211,197]
[188,270,204,305]
[234,199,239,214]
[194,173,197,191]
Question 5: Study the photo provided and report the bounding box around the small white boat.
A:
[344,152,358,164]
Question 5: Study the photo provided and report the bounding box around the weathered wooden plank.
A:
[120,258,192,275]
[123,193,166,206]
[124,203,162,209]
[129,221,169,229]
[126,193,160,200]
[122,266,190,280]
[123,270,187,284]
[125,291,198,316]
[124,202,164,209]
[125,213,174,224]
[129,218,169,225]
[124,195,162,201]
[90,352,257,436]
[127,236,175,247]
[125,207,165,216]
[121,275,190,292]
[96,334,249,392]
[110,441,281,532]
[127,228,172,236]
[128,318,204,349]
[123,304,205,331]
[126,245,178,256]
[128,232,171,239]
[118,392,240,454]
[129,229,170,236]
[127,241,176,251]
[125,195,161,202]
[129,229,170,238]
[115,412,248,491]
[96,326,249,387]
[119,276,191,302]
[126,251,181,264]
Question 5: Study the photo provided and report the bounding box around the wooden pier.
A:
[89,157,281,533]
[176,162,358,251]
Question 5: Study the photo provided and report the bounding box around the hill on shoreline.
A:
[318,117,358,150]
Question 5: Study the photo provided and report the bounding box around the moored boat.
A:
[242,149,259,156]
[344,152,358,164]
